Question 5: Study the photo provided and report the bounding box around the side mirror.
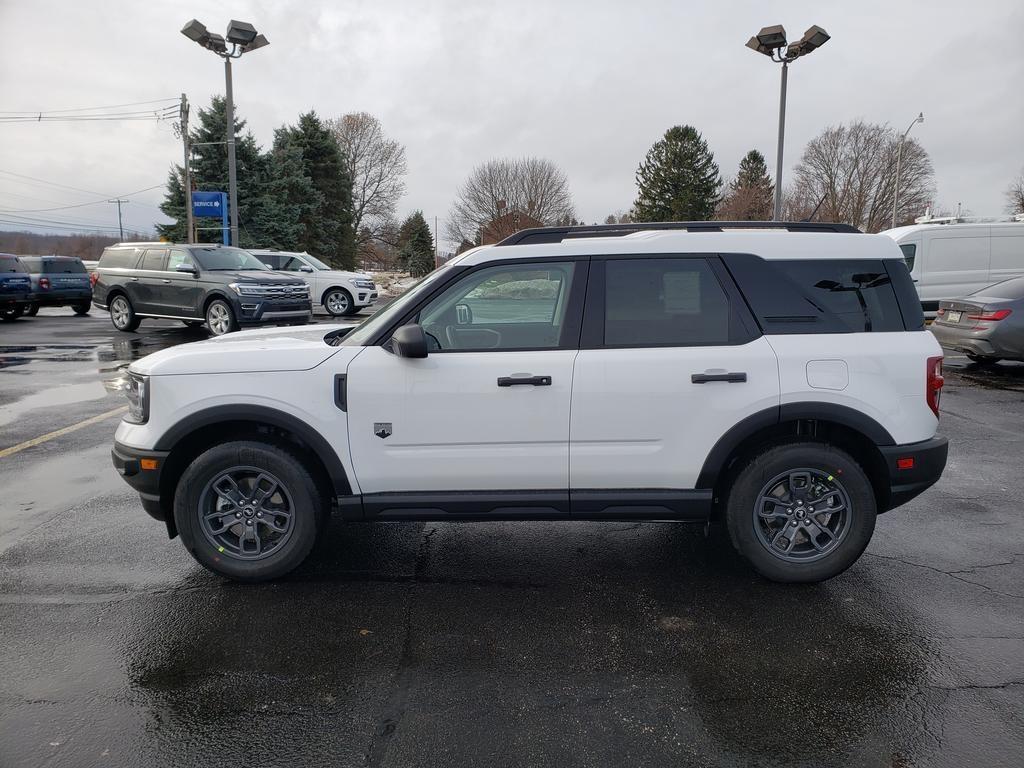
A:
[299,265,314,273]
[391,324,428,359]
[175,263,197,274]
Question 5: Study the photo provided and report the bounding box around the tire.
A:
[182,320,204,328]
[109,294,140,332]
[24,303,39,317]
[323,288,357,317]
[174,440,324,582]
[72,301,90,316]
[1,306,23,321]
[966,353,1001,364]
[724,443,877,583]
[205,298,238,336]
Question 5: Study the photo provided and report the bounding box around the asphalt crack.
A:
[864,552,1024,600]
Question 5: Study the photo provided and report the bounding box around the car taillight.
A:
[935,307,946,316]
[38,277,51,290]
[926,355,944,419]
[89,272,99,287]
[966,308,1012,322]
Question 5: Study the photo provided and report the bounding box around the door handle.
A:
[691,372,747,383]
[129,277,139,281]
[497,375,552,387]
[161,279,171,284]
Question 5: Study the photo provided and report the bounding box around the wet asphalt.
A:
[0,309,1022,768]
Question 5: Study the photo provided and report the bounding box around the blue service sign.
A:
[192,191,226,218]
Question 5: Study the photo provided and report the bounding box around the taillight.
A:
[936,307,946,316]
[926,355,944,418]
[966,308,1012,322]
[38,277,51,290]
[89,272,99,287]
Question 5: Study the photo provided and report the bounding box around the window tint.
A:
[166,250,194,271]
[604,258,731,346]
[140,249,167,271]
[280,256,308,271]
[723,254,908,334]
[0,255,25,273]
[899,243,916,272]
[99,248,139,269]
[418,262,575,351]
[256,254,281,269]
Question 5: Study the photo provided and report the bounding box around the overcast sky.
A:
[1,0,1021,248]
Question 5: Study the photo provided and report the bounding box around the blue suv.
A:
[0,253,31,321]
[18,255,93,316]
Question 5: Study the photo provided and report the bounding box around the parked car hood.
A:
[211,270,306,284]
[320,269,372,281]
[130,323,360,376]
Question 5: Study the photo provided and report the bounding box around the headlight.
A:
[123,371,149,424]
[354,279,375,289]
[228,282,261,296]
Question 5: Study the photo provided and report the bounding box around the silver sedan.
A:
[930,277,1024,363]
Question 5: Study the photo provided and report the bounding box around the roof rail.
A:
[495,220,861,246]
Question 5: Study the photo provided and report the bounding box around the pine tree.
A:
[720,149,774,221]
[398,211,435,277]
[633,125,721,222]
[247,144,323,250]
[274,112,357,269]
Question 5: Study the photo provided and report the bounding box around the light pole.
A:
[746,24,831,221]
[892,112,924,229]
[181,19,269,246]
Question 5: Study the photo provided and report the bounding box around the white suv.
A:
[249,249,377,316]
[112,222,948,584]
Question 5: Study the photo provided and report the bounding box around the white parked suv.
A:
[112,222,948,584]
[249,249,378,316]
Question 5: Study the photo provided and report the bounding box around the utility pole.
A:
[107,199,127,240]
[180,94,194,243]
[434,215,439,268]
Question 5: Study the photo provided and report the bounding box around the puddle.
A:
[0,380,111,427]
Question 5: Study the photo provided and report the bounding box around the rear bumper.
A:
[879,436,949,510]
[112,441,169,522]
[1,295,28,309]
[930,323,1013,358]
[29,289,92,306]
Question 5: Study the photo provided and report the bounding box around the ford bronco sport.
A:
[111,222,948,583]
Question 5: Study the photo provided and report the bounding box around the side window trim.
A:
[580,253,758,350]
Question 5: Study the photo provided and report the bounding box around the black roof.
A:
[495,221,861,246]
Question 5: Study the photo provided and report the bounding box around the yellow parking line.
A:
[0,405,127,459]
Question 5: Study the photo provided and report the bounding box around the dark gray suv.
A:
[93,243,312,335]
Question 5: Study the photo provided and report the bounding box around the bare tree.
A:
[790,121,935,232]
[328,112,408,259]
[446,157,575,244]
[1006,168,1024,215]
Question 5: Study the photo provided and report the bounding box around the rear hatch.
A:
[0,255,31,298]
[934,299,986,327]
[38,259,91,295]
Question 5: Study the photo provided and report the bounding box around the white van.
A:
[881,217,1024,312]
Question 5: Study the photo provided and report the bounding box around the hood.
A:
[130,322,359,376]
[210,270,306,284]
[321,269,371,281]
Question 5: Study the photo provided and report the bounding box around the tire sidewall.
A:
[174,441,322,582]
[205,299,237,336]
[324,289,352,317]
[725,443,877,583]
[109,294,138,331]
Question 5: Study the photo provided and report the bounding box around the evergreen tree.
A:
[247,144,323,250]
[398,211,435,277]
[632,125,721,222]
[274,112,357,269]
[720,149,774,220]
[158,96,266,245]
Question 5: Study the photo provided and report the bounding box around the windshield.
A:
[341,261,464,346]
[304,254,332,270]
[192,247,270,272]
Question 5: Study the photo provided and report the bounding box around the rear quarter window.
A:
[723,254,915,333]
[99,248,139,269]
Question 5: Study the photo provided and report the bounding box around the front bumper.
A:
[879,435,949,510]
[236,298,313,325]
[353,290,378,307]
[112,441,169,522]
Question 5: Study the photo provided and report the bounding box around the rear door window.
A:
[140,249,168,271]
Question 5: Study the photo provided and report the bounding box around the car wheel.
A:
[72,301,91,316]
[1,306,24,321]
[724,443,877,583]
[182,320,204,328]
[173,440,324,582]
[24,303,40,317]
[205,299,238,336]
[966,353,1001,365]
[109,295,140,332]
[324,288,354,317]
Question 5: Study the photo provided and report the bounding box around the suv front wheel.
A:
[725,443,877,583]
[174,440,324,581]
[205,299,238,336]
[324,288,357,317]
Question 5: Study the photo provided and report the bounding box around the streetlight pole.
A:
[181,19,269,247]
[892,112,924,229]
[746,24,831,221]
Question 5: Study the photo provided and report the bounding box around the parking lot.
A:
[1,308,1022,767]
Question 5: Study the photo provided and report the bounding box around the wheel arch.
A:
[154,405,352,535]
[320,285,353,305]
[698,403,894,516]
[202,290,235,315]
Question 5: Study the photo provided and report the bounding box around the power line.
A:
[0,184,164,213]
[0,170,115,198]
[0,97,179,116]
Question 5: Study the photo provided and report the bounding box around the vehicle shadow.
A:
[123,520,930,766]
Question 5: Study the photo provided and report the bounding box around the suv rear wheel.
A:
[109,295,140,332]
[205,299,238,336]
[174,440,324,581]
[724,443,876,583]
[72,301,91,315]
[324,288,357,317]
[24,303,39,317]
[1,306,23,321]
